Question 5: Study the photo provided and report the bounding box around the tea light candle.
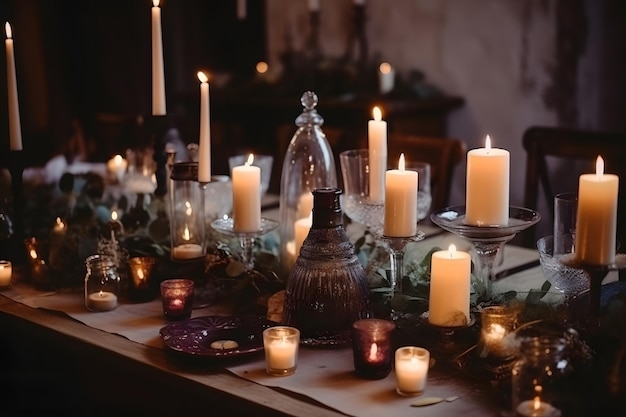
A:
[516,396,562,417]
[428,244,471,327]
[86,291,118,312]
[197,71,211,183]
[575,156,618,265]
[52,217,67,236]
[384,153,417,237]
[395,346,430,396]
[232,154,261,232]
[478,305,517,359]
[465,135,510,226]
[0,260,12,288]
[173,243,203,260]
[151,0,166,115]
[263,326,300,376]
[368,106,387,203]
[5,22,22,151]
[107,154,128,182]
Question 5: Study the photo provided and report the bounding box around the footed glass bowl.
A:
[537,234,589,299]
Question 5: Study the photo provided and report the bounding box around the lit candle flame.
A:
[183,225,190,241]
[55,217,65,230]
[153,0,159,7]
[99,290,104,297]
[29,249,37,259]
[596,155,604,179]
[485,135,492,151]
[379,62,392,75]
[137,269,145,280]
[5,22,12,39]
[185,201,193,216]
[111,210,119,221]
[533,385,543,411]
[398,153,405,171]
[373,106,382,121]
[448,244,457,257]
[197,70,208,83]
[246,153,255,166]
[368,343,378,361]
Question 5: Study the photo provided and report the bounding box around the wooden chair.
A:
[387,133,466,213]
[520,126,626,249]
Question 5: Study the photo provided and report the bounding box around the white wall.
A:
[265,0,559,208]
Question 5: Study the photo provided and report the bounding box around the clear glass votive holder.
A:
[394,346,430,396]
[84,255,121,312]
[127,256,157,302]
[160,279,194,321]
[477,305,518,360]
[0,260,12,290]
[352,318,396,380]
[263,326,300,377]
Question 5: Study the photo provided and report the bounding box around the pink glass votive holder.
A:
[160,279,194,321]
[352,318,396,380]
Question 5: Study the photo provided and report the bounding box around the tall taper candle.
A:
[575,156,618,265]
[5,23,22,151]
[465,135,509,226]
[197,71,211,182]
[151,0,166,115]
[368,106,387,203]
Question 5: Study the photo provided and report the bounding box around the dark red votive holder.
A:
[160,279,194,321]
[352,318,396,380]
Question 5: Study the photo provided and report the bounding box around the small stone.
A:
[210,340,239,350]
[410,397,444,407]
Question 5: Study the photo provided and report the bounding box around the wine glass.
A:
[406,161,432,222]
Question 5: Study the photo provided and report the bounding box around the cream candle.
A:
[52,217,67,236]
[384,154,417,237]
[5,22,22,150]
[232,154,261,232]
[378,62,395,94]
[263,326,300,376]
[86,291,118,312]
[394,346,430,396]
[516,398,562,417]
[575,156,618,265]
[197,71,211,182]
[151,0,166,115]
[107,154,128,182]
[0,260,12,288]
[428,244,471,327]
[297,191,314,219]
[465,135,510,226]
[368,106,387,203]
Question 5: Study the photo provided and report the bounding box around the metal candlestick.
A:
[430,206,541,302]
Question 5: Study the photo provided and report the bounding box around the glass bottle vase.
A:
[283,188,372,348]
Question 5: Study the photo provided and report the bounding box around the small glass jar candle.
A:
[160,279,194,320]
[127,256,157,302]
[0,260,12,290]
[477,305,518,360]
[394,346,430,396]
[263,326,300,376]
[352,319,396,379]
[84,255,121,312]
[169,162,206,261]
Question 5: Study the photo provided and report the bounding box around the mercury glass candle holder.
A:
[352,319,396,380]
[477,305,518,360]
[160,279,195,321]
[127,256,157,302]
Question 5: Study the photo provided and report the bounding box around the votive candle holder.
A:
[127,256,157,302]
[0,260,12,290]
[160,279,194,320]
[477,305,517,360]
[351,318,396,380]
[263,326,300,376]
[394,346,430,396]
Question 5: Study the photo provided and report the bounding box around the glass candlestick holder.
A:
[210,217,279,273]
[430,206,540,302]
[379,233,425,320]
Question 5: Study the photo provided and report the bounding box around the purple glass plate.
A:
[159,315,277,358]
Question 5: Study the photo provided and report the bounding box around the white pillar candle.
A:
[294,214,312,257]
[197,71,211,182]
[263,326,300,376]
[0,260,12,287]
[86,291,118,312]
[428,244,471,327]
[237,0,247,20]
[5,23,22,151]
[267,338,298,370]
[297,191,314,219]
[394,346,430,396]
[575,156,618,265]
[151,0,166,115]
[173,243,204,260]
[232,154,261,232]
[378,62,395,94]
[368,106,387,203]
[384,154,417,237]
[465,135,510,226]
